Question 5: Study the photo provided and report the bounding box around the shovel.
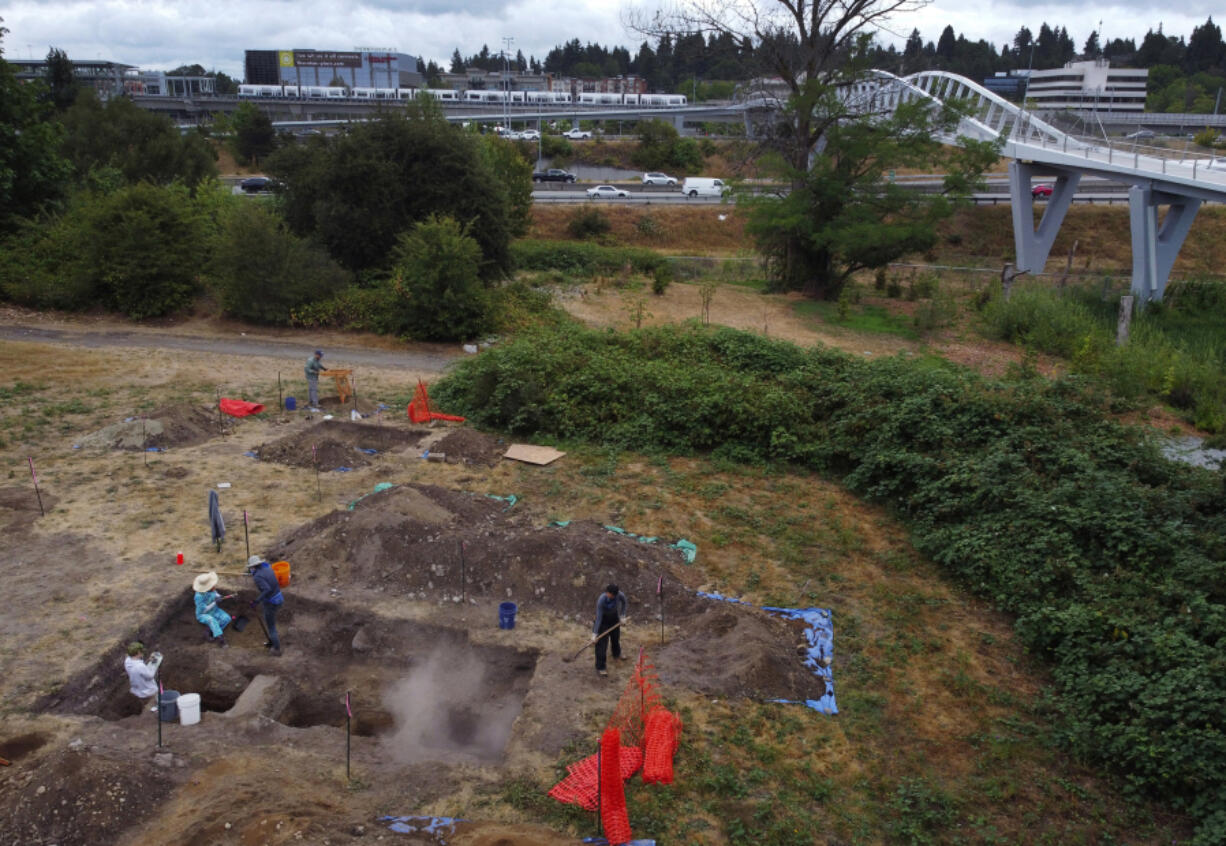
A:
[562,619,625,663]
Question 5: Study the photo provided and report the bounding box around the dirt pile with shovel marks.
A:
[255,419,430,470]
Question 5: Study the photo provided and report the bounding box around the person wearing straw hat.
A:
[247,555,284,656]
[193,571,232,648]
[124,641,163,711]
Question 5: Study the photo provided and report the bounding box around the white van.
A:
[681,177,727,198]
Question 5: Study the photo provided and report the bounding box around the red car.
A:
[1032,184,1053,198]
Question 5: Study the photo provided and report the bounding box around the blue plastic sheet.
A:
[357,447,378,455]
[348,482,398,511]
[334,466,353,472]
[243,451,257,458]
[698,592,838,715]
[486,493,518,510]
[380,815,465,840]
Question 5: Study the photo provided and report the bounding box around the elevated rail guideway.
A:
[848,71,1226,302]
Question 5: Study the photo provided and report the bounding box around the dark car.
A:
[532,168,577,183]
[239,177,273,194]
[1031,183,1053,198]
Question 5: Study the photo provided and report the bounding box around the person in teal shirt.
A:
[192,571,231,647]
[304,349,327,411]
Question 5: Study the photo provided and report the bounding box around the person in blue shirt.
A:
[248,555,285,656]
[592,584,628,676]
[192,571,231,648]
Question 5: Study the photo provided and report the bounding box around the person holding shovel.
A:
[192,571,232,648]
[248,556,284,656]
[592,584,628,677]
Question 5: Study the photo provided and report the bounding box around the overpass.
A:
[850,71,1226,302]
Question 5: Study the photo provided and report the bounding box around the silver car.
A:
[586,185,630,199]
[641,172,677,186]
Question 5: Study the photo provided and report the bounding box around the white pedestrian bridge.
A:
[847,71,1226,301]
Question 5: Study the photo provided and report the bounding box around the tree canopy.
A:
[266,102,529,278]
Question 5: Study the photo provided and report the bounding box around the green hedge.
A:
[510,239,667,276]
[434,324,1226,839]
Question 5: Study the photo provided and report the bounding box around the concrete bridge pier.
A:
[1128,185,1201,304]
[1009,160,1080,276]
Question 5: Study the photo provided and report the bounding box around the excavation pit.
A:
[50,595,538,765]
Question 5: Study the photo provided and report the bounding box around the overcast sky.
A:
[0,1,1218,79]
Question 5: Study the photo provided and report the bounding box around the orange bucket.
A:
[272,560,291,588]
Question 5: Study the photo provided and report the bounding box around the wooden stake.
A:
[658,575,663,647]
[345,690,352,781]
[27,457,44,516]
[278,372,283,412]
[243,510,250,559]
[156,672,163,749]
[142,413,147,467]
[459,540,466,603]
[313,444,321,502]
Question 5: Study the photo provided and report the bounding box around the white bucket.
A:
[177,692,201,726]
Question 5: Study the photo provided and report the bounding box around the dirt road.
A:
[0,323,459,372]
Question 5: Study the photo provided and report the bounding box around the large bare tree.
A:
[630,0,929,169]
[629,0,998,299]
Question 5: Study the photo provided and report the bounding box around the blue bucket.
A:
[498,602,517,630]
[285,396,297,411]
[158,690,180,722]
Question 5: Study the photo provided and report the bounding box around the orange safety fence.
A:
[600,728,633,846]
[642,707,683,785]
[604,648,662,748]
[546,745,643,810]
[407,379,466,424]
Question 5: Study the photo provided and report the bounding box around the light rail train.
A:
[235,84,686,106]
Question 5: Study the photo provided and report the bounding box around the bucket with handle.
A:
[498,602,517,629]
[285,396,297,411]
[178,693,201,726]
[158,690,180,722]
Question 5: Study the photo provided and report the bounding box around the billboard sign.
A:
[292,50,362,68]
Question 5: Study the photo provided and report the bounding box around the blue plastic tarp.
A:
[380,815,465,840]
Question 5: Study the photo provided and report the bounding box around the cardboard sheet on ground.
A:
[503,444,566,465]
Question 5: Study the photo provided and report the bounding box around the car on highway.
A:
[1125,129,1155,140]
[586,185,630,199]
[563,128,593,140]
[1031,183,1053,198]
[532,168,576,183]
[642,172,677,186]
[239,176,274,194]
[519,129,541,141]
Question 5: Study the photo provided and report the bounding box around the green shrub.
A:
[566,208,611,240]
[510,239,665,277]
[386,215,490,341]
[651,262,674,295]
[210,202,350,324]
[635,214,664,241]
[290,285,391,331]
[541,134,573,160]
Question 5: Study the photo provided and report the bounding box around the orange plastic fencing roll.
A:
[642,707,682,785]
[271,560,291,588]
[599,728,632,846]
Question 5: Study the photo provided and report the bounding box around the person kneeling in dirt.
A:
[593,584,628,677]
[248,556,284,656]
[193,571,231,647]
[124,642,163,710]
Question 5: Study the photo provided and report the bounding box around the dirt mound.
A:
[309,393,383,414]
[0,744,175,846]
[267,485,696,613]
[256,420,429,470]
[656,605,826,701]
[430,428,507,466]
[76,404,222,450]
